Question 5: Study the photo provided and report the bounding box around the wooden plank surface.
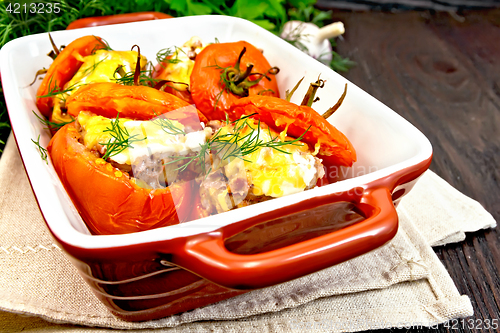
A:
[333,9,500,332]
[317,0,500,11]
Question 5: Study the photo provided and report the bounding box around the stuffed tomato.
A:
[48,80,209,235]
[227,95,356,168]
[47,111,209,235]
[36,35,107,118]
[191,116,328,218]
[36,35,147,127]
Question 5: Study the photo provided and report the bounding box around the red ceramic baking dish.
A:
[0,16,432,321]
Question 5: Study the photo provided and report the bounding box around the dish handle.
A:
[171,186,398,290]
[66,12,173,30]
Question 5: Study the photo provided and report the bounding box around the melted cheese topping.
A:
[223,120,319,198]
[66,50,146,90]
[158,36,204,88]
[77,112,208,165]
[52,50,147,121]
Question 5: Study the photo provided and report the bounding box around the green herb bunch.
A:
[0,0,353,157]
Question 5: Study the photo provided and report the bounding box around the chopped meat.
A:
[109,160,132,174]
[132,153,165,189]
[199,168,231,214]
[206,120,224,133]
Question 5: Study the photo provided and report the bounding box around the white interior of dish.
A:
[0,16,432,249]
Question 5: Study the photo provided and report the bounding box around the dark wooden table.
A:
[331,9,500,333]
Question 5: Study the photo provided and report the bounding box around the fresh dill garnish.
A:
[156,46,184,67]
[113,60,162,87]
[94,36,113,52]
[36,51,110,101]
[31,135,48,164]
[32,111,74,131]
[100,114,146,160]
[113,67,159,86]
[78,56,109,78]
[150,113,186,136]
[36,75,84,102]
[167,114,309,175]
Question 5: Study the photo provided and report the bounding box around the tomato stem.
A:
[322,84,348,119]
[234,47,245,73]
[47,33,60,60]
[29,69,48,87]
[154,79,190,92]
[131,44,141,86]
[218,47,279,98]
[301,77,325,107]
[285,77,305,102]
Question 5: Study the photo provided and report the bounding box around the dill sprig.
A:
[41,56,109,99]
[31,135,48,164]
[168,114,309,175]
[113,66,159,87]
[156,46,184,67]
[93,36,113,52]
[212,115,308,160]
[32,111,74,131]
[35,43,112,100]
[79,56,109,78]
[36,75,83,102]
[150,113,186,136]
[100,114,145,160]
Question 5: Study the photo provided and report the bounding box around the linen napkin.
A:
[0,133,496,332]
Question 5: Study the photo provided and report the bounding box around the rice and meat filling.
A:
[196,118,325,215]
[75,112,326,216]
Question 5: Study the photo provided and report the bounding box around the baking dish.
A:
[0,15,432,321]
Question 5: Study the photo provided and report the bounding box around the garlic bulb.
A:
[281,21,345,65]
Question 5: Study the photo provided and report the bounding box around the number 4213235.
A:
[6,2,61,14]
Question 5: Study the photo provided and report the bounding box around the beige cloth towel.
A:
[0,133,496,331]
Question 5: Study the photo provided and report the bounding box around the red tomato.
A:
[227,95,357,167]
[65,82,208,124]
[48,122,192,235]
[190,41,279,121]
